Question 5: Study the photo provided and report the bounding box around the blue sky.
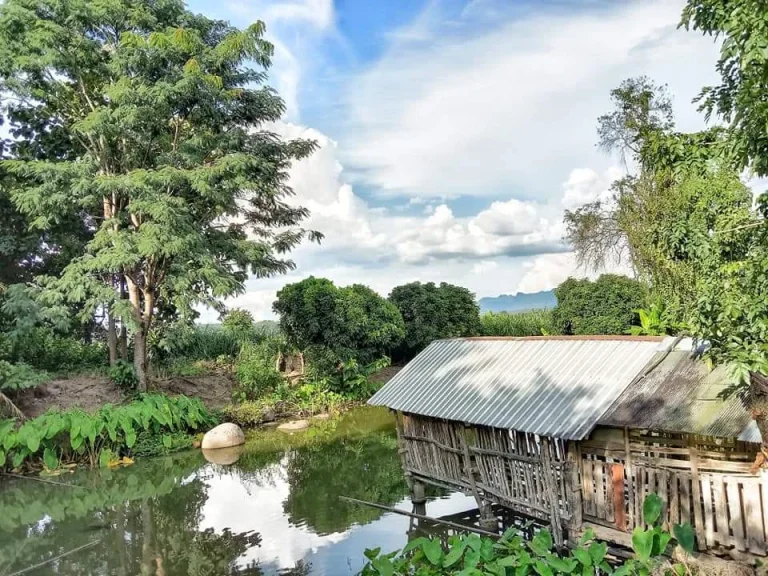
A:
[191,0,722,321]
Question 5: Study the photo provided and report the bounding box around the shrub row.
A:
[0,393,216,471]
[480,309,554,337]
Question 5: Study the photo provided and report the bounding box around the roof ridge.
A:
[453,335,665,342]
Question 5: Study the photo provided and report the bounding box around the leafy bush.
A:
[481,309,554,337]
[552,274,647,335]
[223,383,347,427]
[362,494,695,576]
[233,339,286,401]
[0,361,49,393]
[0,393,216,471]
[326,357,391,398]
[108,360,138,391]
[222,308,256,340]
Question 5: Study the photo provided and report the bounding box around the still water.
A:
[0,406,475,575]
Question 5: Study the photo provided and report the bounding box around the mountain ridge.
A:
[478,289,556,313]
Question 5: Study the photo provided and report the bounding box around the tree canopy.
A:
[389,281,481,359]
[551,275,647,336]
[273,277,405,367]
[0,0,320,388]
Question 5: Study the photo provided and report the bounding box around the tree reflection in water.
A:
[0,407,411,575]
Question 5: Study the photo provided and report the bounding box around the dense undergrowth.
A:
[0,394,215,472]
[480,310,554,337]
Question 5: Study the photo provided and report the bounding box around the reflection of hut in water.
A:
[369,336,766,558]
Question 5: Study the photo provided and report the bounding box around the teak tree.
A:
[0,0,320,389]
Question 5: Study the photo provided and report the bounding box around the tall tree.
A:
[681,0,768,457]
[274,277,405,367]
[551,274,647,336]
[389,281,481,359]
[0,0,320,389]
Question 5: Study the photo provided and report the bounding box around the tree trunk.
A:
[749,371,768,472]
[134,324,149,392]
[108,313,118,366]
[120,279,129,360]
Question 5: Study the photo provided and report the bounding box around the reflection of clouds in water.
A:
[200,458,476,576]
[198,462,349,572]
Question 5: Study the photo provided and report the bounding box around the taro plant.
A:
[0,393,215,471]
[361,494,695,576]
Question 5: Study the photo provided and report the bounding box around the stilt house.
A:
[369,336,765,557]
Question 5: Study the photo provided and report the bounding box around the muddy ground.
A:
[16,373,235,419]
[15,366,403,419]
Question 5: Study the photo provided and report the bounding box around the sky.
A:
[188,0,723,322]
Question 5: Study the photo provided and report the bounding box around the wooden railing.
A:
[580,429,766,556]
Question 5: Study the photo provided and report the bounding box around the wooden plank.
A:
[566,442,583,535]
[762,472,768,548]
[669,473,680,527]
[701,476,715,548]
[713,477,729,547]
[743,478,765,555]
[612,463,626,531]
[727,478,747,551]
[583,459,595,517]
[690,447,706,552]
[605,463,614,522]
[680,473,691,525]
[541,437,563,548]
[594,460,606,520]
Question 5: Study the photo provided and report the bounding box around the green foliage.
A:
[274,277,405,368]
[221,308,256,340]
[481,310,554,337]
[0,361,49,393]
[153,324,245,364]
[0,0,321,390]
[552,275,647,335]
[222,383,347,427]
[325,357,391,397]
[0,393,215,471]
[388,282,481,358]
[0,327,106,373]
[628,300,676,336]
[681,0,768,176]
[108,360,138,392]
[362,494,694,576]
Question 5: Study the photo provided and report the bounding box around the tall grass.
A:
[480,309,554,337]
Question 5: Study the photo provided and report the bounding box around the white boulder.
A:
[201,422,245,450]
[277,419,309,432]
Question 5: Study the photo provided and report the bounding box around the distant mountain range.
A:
[478,290,556,314]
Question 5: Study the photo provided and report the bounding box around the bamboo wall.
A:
[397,412,571,543]
[580,428,766,555]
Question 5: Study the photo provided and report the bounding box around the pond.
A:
[0,406,476,576]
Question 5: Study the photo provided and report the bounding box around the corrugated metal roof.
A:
[599,350,758,442]
[369,337,668,440]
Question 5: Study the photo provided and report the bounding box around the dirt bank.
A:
[16,373,234,419]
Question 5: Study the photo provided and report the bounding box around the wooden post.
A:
[690,446,706,551]
[612,463,626,531]
[566,442,583,540]
[541,437,564,548]
[394,412,414,491]
[624,428,635,529]
[460,425,489,520]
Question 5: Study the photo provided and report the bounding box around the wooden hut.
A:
[369,336,765,556]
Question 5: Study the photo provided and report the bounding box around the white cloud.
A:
[517,252,635,294]
[341,0,719,200]
[561,167,623,211]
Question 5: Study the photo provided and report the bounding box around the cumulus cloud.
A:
[341,0,718,200]
[561,167,623,211]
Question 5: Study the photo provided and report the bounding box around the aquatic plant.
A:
[0,393,216,471]
[362,494,695,576]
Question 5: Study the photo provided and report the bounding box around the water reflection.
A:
[0,407,474,576]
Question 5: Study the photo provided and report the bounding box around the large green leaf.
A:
[673,523,695,554]
[43,447,58,470]
[422,538,443,565]
[643,493,664,526]
[632,527,654,561]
